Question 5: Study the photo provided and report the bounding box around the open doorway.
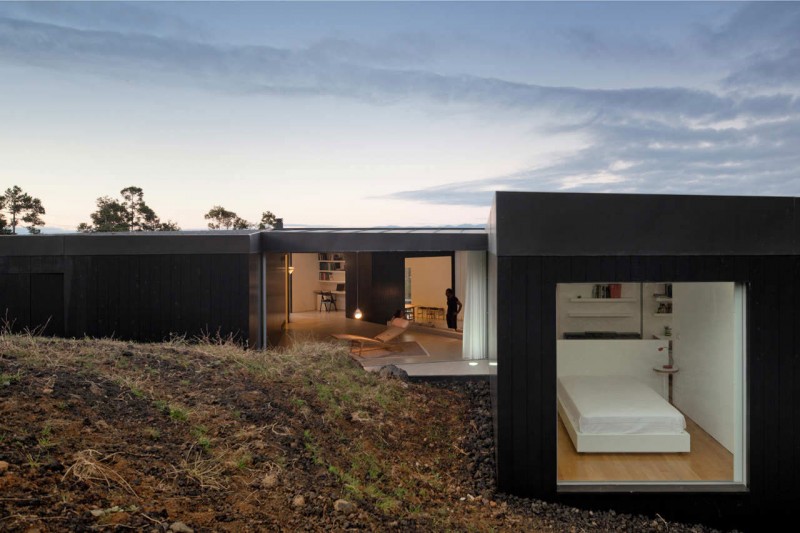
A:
[289,252,346,317]
[404,255,457,331]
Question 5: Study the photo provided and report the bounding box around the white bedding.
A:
[558,375,686,435]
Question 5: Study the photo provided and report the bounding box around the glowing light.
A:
[468,361,479,366]
[489,362,498,366]
[354,308,363,320]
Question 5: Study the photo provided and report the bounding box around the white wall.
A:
[291,253,321,312]
[557,283,640,338]
[405,256,452,309]
[672,282,736,452]
[642,282,673,339]
[557,340,669,396]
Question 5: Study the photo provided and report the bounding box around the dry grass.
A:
[62,449,139,498]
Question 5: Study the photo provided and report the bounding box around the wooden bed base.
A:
[557,400,691,453]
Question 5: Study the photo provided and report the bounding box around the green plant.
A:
[0,370,21,386]
[191,425,211,451]
[26,452,42,469]
[235,452,252,470]
[130,387,144,398]
[153,399,168,413]
[290,397,307,408]
[169,406,188,422]
[37,424,54,448]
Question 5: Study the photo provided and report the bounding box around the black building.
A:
[3,191,797,528]
[488,191,800,529]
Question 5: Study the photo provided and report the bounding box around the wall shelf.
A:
[655,296,673,302]
[569,297,637,303]
[652,334,674,341]
[567,312,634,318]
[653,313,673,317]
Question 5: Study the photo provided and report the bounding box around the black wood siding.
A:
[495,254,795,528]
[1,254,252,343]
[265,252,286,346]
[344,251,454,325]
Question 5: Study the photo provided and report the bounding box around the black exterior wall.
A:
[265,252,287,346]
[0,254,254,343]
[344,251,455,324]
[0,232,262,344]
[489,192,800,529]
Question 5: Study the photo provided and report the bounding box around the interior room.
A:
[284,250,490,376]
[403,255,458,331]
[556,281,745,484]
[290,252,347,316]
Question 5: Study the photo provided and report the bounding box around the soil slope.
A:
[0,334,720,532]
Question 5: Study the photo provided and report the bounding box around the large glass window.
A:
[556,282,746,487]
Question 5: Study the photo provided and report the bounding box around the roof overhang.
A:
[261,228,487,252]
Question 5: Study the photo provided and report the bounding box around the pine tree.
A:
[79,187,179,232]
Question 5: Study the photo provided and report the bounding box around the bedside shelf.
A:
[568,312,633,318]
[569,297,637,303]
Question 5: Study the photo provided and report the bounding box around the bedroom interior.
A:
[556,281,745,484]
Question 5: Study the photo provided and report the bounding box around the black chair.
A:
[319,291,337,312]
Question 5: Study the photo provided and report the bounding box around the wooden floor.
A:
[557,414,733,481]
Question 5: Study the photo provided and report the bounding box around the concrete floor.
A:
[283,311,495,378]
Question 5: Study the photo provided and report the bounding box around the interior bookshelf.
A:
[317,254,346,304]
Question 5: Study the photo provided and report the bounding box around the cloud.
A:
[387,114,800,206]
[560,27,675,62]
[1,14,797,124]
[724,47,800,89]
[2,3,799,209]
[701,2,800,55]
[0,1,205,39]
[705,2,800,89]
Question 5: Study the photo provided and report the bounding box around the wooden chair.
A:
[319,291,337,312]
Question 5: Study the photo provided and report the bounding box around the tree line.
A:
[0,185,279,235]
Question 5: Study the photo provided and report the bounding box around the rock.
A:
[291,495,305,507]
[377,364,409,381]
[122,350,134,357]
[0,460,9,473]
[334,499,356,515]
[90,509,105,517]
[169,522,194,533]
[261,472,279,489]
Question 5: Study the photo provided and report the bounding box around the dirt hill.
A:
[0,334,719,532]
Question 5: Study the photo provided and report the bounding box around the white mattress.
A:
[557,375,686,435]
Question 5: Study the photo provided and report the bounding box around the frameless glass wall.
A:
[556,282,746,486]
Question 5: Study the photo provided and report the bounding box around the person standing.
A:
[445,288,462,331]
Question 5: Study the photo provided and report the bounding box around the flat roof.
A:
[0,227,488,256]
[0,231,261,256]
[262,228,488,252]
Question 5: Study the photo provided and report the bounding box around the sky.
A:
[1,1,799,231]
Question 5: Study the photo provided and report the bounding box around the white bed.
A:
[558,375,690,453]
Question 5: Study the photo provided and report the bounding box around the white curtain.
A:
[462,251,488,360]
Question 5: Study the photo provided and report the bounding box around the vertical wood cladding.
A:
[265,252,286,346]
[344,251,452,325]
[1,254,252,343]
[495,254,797,528]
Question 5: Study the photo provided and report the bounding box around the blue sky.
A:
[1,1,799,230]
